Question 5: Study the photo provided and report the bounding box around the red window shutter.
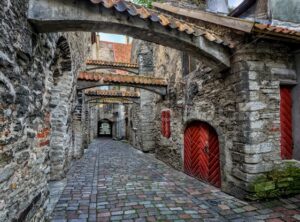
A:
[161,110,171,138]
[165,110,171,138]
[280,86,293,159]
[161,111,166,136]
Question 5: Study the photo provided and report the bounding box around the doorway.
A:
[184,121,221,188]
[98,119,113,137]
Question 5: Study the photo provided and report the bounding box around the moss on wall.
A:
[248,161,300,200]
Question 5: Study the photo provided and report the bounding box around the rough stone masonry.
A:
[0,1,90,221]
[1,0,300,221]
[128,35,299,198]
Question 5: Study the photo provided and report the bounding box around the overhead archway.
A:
[28,0,230,71]
[77,72,168,96]
[81,83,166,96]
[86,97,137,103]
[85,60,139,74]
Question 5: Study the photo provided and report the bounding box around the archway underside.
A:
[28,0,230,71]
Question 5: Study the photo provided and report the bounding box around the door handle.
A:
[204,144,209,154]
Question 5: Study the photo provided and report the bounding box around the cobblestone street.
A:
[50,139,300,222]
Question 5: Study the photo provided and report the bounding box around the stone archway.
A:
[49,36,74,181]
[27,0,230,71]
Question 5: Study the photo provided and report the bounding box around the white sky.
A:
[99,33,127,44]
[228,0,244,8]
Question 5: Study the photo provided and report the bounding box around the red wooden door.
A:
[184,122,221,188]
[280,86,293,159]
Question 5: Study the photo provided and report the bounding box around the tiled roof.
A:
[153,2,300,42]
[78,72,168,86]
[89,0,233,48]
[254,23,300,40]
[84,89,140,98]
[86,59,138,68]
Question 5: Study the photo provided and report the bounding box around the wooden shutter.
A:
[280,86,293,159]
[161,110,171,138]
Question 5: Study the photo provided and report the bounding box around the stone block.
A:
[248,71,258,80]
[239,102,267,112]
[250,120,265,129]
[242,143,273,154]
[249,81,260,90]
[0,164,15,183]
[232,152,263,164]
[232,168,259,182]
[241,162,273,174]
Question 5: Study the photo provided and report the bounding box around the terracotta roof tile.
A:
[84,89,140,98]
[86,59,138,68]
[89,0,231,47]
[254,23,300,41]
[78,72,168,86]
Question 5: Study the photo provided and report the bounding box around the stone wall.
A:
[0,1,89,221]
[49,34,89,181]
[129,37,297,198]
[228,41,295,196]
[128,104,143,149]
[113,104,126,139]
[89,106,99,141]
[153,44,185,170]
[131,40,158,152]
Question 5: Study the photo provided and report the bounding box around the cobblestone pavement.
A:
[50,139,300,222]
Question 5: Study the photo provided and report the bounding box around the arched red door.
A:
[184,122,221,188]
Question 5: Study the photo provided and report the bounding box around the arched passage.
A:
[184,121,221,188]
[98,119,113,137]
[28,0,230,71]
